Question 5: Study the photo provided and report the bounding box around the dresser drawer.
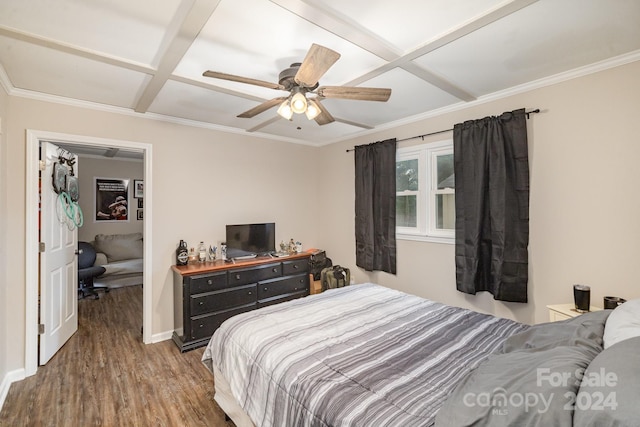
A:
[258,291,307,309]
[282,259,309,276]
[190,284,256,316]
[228,263,282,286]
[190,303,256,340]
[258,274,308,300]
[187,271,228,294]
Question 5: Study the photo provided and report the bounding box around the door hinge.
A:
[39,242,45,252]
[39,160,46,171]
[38,324,45,334]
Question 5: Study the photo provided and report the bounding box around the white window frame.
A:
[396,140,454,244]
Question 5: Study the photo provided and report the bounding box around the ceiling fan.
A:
[202,44,391,126]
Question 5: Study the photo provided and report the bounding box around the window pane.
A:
[436,154,454,189]
[436,193,455,229]
[396,195,417,227]
[396,159,419,191]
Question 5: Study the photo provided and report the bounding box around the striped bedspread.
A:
[202,283,528,427]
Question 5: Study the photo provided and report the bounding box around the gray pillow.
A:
[573,336,640,427]
[501,310,610,353]
[93,232,143,262]
[435,311,610,427]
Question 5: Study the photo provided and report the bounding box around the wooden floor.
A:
[0,285,233,427]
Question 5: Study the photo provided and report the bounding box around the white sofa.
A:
[92,232,143,289]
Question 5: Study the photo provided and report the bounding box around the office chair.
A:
[78,241,109,299]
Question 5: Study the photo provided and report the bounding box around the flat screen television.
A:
[226,222,275,258]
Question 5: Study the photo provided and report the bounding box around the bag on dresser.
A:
[321,265,350,291]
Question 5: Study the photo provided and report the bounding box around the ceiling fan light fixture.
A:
[305,100,321,120]
[277,99,293,120]
[290,91,307,114]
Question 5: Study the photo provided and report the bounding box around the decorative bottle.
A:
[221,242,227,260]
[176,240,188,266]
[198,241,207,263]
[188,248,197,264]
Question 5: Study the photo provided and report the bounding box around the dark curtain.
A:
[454,108,529,302]
[354,138,397,274]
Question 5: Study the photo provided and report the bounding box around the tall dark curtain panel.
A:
[354,138,397,274]
[454,108,529,302]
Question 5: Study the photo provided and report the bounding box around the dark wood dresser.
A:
[171,252,311,352]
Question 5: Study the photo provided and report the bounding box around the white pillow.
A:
[603,298,640,349]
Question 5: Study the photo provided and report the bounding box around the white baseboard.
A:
[151,330,173,343]
[0,368,25,412]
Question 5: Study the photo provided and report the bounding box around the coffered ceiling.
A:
[1,0,639,146]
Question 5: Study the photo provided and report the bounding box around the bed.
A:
[202,283,640,427]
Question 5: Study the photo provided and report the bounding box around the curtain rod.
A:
[346,108,540,153]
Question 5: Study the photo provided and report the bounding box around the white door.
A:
[39,141,79,364]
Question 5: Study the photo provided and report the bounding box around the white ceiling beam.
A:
[272,0,539,102]
[270,0,401,61]
[133,0,222,113]
[0,25,154,75]
[401,0,541,63]
[334,117,374,130]
[170,75,270,103]
[269,0,471,100]
[247,116,281,133]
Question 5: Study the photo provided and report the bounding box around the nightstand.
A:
[546,303,603,322]
[309,274,322,295]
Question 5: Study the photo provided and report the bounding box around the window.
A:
[396,140,454,243]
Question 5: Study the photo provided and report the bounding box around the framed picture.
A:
[137,198,144,209]
[95,177,129,222]
[137,209,144,221]
[134,180,144,198]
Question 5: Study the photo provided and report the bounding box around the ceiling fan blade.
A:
[203,70,285,90]
[317,86,391,102]
[294,44,341,88]
[310,98,335,126]
[237,97,288,118]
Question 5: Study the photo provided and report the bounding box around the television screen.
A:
[226,223,275,258]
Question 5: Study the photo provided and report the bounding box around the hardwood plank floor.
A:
[0,285,232,427]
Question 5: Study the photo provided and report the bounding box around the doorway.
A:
[25,130,153,376]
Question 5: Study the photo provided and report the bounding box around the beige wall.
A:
[0,77,8,388]
[76,156,144,242]
[315,60,640,325]
[2,97,320,375]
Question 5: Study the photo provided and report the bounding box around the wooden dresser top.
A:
[172,250,313,276]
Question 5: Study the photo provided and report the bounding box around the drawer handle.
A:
[235,274,241,280]
[263,287,268,291]
[199,324,204,328]
[248,291,252,295]
[207,279,213,285]
[272,268,278,272]
[294,287,298,291]
[199,301,204,305]
[293,264,299,269]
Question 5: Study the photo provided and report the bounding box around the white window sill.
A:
[397,233,454,245]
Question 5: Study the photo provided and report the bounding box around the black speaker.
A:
[573,284,591,312]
